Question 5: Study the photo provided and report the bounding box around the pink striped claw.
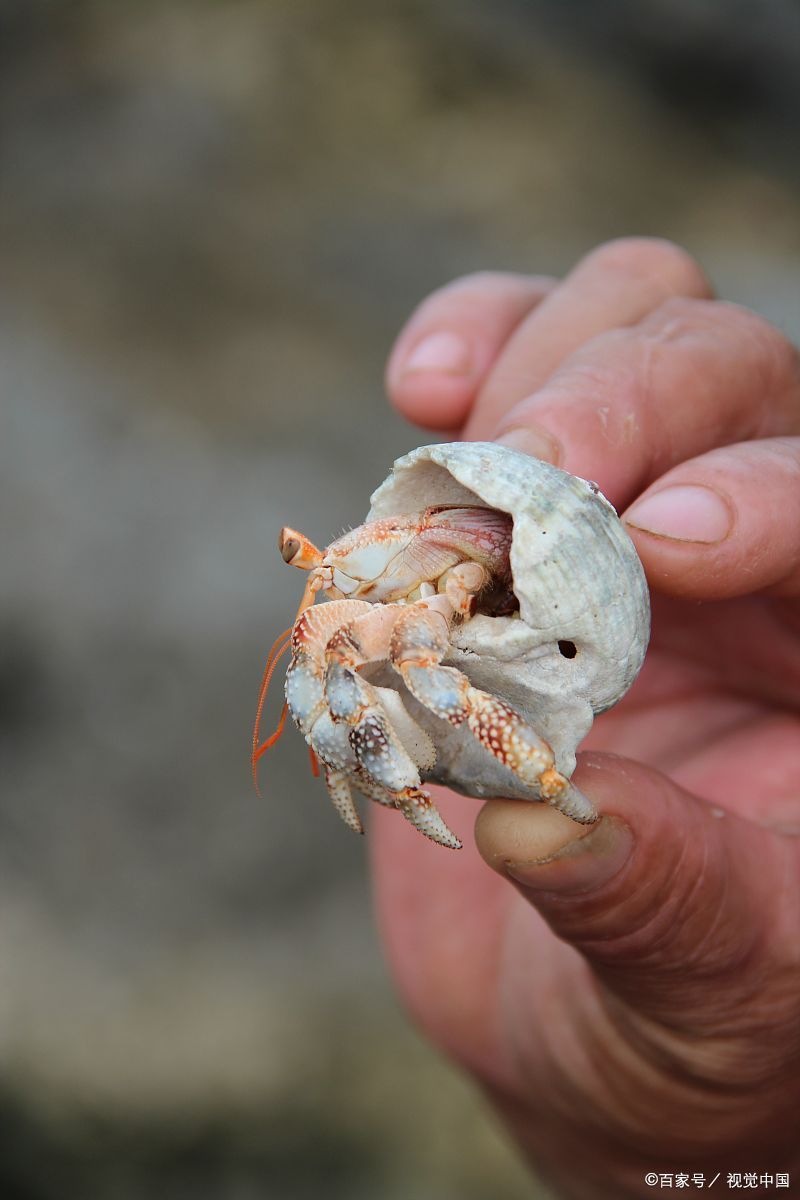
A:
[255,443,650,849]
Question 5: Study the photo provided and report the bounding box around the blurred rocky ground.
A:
[0,1,799,1196]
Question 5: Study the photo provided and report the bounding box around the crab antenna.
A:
[252,630,293,794]
[251,573,321,796]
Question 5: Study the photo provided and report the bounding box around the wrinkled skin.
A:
[373,240,800,1198]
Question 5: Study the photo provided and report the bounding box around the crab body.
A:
[282,505,516,614]
[256,442,650,850]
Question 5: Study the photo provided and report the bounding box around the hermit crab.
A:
[253,442,650,849]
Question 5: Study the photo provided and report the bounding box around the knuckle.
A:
[718,303,800,392]
[638,295,712,341]
[581,237,711,299]
[644,298,800,393]
[541,335,645,419]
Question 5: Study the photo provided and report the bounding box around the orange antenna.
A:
[251,573,320,795]
[252,629,293,794]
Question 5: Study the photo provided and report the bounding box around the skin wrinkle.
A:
[504,968,639,1149]
[558,818,693,964]
[556,984,767,1163]
[586,864,702,976]
[667,838,752,979]
[628,327,663,474]
[598,987,797,1104]
[637,324,724,463]
[521,352,646,472]
[642,300,800,451]
[758,961,800,1042]
[773,849,800,944]
[630,1013,800,1104]
[594,821,754,990]
[583,1047,742,1152]
[747,314,800,436]
[631,835,722,971]
[599,931,795,1075]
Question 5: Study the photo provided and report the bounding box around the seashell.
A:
[366,441,650,801]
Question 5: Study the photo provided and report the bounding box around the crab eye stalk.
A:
[280,534,301,564]
[279,527,324,571]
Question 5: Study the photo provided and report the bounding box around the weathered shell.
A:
[367,441,650,801]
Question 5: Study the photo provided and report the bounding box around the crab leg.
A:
[285,600,372,833]
[288,601,461,848]
[285,601,373,739]
[354,770,462,850]
[323,606,462,848]
[389,598,597,824]
[324,754,460,849]
[323,766,363,835]
[325,610,423,795]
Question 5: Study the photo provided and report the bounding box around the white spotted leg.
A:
[356,770,462,850]
[323,767,364,835]
[286,600,460,848]
[285,601,368,834]
[389,597,598,824]
[323,606,462,849]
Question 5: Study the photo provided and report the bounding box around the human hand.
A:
[372,240,800,1197]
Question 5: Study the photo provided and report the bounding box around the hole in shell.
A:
[558,640,577,659]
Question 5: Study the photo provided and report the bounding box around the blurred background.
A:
[1,1,800,1196]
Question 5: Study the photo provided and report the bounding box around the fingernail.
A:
[495,425,562,466]
[401,331,472,376]
[625,484,733,544]
[505,816,632,894]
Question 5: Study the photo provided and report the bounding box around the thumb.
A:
[475,753,787,1030]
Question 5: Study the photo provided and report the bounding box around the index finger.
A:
[493,298,800,511]
[464,237,712,439]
